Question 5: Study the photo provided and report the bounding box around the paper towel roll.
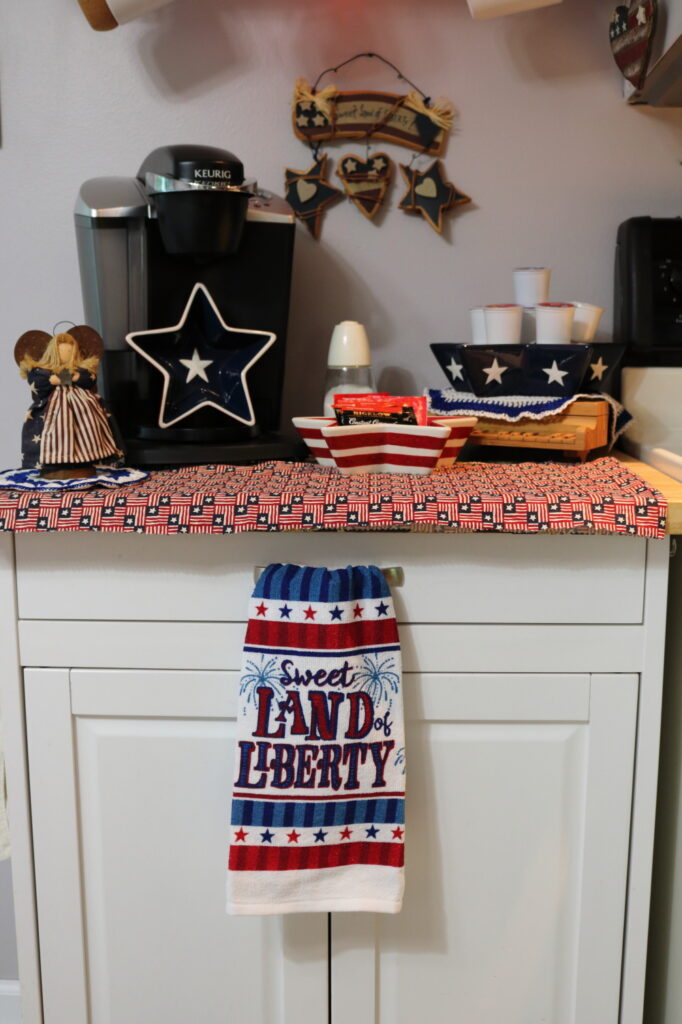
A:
[467,0,561,19]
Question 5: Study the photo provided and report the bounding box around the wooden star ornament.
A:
[399,160,471,234]
[284,155,344,239]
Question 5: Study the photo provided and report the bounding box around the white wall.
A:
[1,0,682,982]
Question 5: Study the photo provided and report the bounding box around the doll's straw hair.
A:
[18,333,99,378]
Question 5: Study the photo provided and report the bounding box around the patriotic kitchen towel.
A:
[226,563,405,915]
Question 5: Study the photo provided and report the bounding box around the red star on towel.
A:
[234,828,249,842]
[340,827,353,840]
[303,605,317,620]
[391,827,404,840]
[255,602,268,617]
[353,604,363,618]
[287,829,301,843]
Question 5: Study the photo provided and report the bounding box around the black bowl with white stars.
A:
[435,343,593,398]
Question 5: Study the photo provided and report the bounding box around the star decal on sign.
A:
[125,282,276,429]
[590,356,608,381]
[543,360,569,386]
[399,159,471,233]
[482,358,508,385]
[447,358,464,382]
[284,155,343,239]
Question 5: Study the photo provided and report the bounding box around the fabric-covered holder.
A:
[226,563,405,915]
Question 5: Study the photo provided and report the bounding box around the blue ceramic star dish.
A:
[126,282,276,428]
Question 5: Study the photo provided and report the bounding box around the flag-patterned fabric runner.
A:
[226,564,405,915]
[0,457,667,537]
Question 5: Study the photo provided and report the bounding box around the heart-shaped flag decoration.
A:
[337,152,393,220]
[609,0,657,90]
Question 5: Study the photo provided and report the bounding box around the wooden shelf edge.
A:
[615,452,682,534]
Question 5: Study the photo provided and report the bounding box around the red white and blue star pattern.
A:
[0,458,666,537]
[227,564,405,914]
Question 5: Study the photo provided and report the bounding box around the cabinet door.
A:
[25,669,328,1024]
[331,672,638,1024]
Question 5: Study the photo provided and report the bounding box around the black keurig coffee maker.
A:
[75,144,297,464]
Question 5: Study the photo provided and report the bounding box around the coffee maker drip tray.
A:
[123,433,304,467]
[137,423,259,443]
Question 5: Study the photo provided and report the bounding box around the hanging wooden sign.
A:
[293,80,454,157]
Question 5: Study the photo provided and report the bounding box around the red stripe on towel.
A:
[229,840,404,872]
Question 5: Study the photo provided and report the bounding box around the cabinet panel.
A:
[15,532,646,624]
[25,669,328,1024]
[19,620,644,674]
[332,673,638,1024]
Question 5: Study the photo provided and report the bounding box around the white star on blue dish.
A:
[126,282,276,428]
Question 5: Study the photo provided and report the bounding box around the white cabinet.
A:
[332,673,638,1024]
[25,668,638,1024]
[24,668,328,1024]
[0,532,671,1024]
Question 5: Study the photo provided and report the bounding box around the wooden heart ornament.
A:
[337,153,393,220]
[609,1,657,90]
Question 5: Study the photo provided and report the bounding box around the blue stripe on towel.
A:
[254,565,390,603]
[232,797,405,827]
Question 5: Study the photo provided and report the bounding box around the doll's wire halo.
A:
[52,320,77,336]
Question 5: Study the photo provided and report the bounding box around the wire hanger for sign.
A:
[284,52,472,238]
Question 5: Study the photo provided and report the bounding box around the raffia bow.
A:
[293,78,338,122]
[403,91,456,134]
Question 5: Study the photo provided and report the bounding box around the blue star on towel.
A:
[330,606,343,621]
[313,829,328,843]
[125,282,276,428]
[260,829,275,843]
[365,825,380,839]
[375,601,389,616]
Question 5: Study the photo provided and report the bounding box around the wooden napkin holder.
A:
[468,397,610,462]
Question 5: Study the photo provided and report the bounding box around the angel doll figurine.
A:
[14,325,123,479]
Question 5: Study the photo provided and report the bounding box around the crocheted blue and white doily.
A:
[0,466,149,491]
[426,389,632,443]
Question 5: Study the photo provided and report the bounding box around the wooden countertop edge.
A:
[615,451,682,534]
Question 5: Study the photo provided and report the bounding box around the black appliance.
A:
[615,216,682,365]
[75,144,298,465]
